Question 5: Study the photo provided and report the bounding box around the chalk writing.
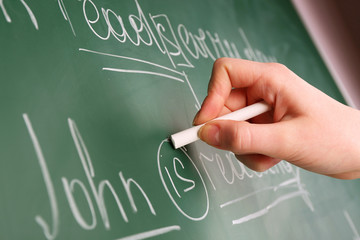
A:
[173,157,196,193]
[80,0,275,114]
[58,0,76,36]
[196,149,314,225]
[232,190,308,225]
[157,139,209,221]
[79,0,314,230]
[199,151,294,190]
[23,114,59,240]
[13,0,339,239]
[79,48,202,109]
[62,178,97,230]
[102,68,185,83]
[229,169,313,225]
[183,71,201,110]
[156,138,314,226]
[220,178,301,208]
[83,0,155,46]
[115,225,181,240]
[344,210,360,240]
[0,0,11,22]
[81,0,276,71]
[0,0,38,29]
[23,114,180,239]
[20,0,38,29]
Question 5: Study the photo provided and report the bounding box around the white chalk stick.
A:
[170,101,271,149]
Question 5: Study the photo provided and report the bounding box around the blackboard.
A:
[1,0,359,239]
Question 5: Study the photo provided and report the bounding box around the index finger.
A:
[193,58,269,125]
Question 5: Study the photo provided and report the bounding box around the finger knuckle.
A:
[213,57,230,69]
[228,123,252,153]
[265,63,290,81]
[266,62,289,73]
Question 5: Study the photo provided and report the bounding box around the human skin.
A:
[193,58,360,179]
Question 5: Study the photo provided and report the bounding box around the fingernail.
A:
[192,111,200,126]
[198,124,220,146]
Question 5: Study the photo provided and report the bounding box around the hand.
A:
[193,58,360,179]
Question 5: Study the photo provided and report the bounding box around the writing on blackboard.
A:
[158,139,210,221]
[80,0,276,112]
[80,3,311,226]
[344,211,360,240]
[157,138,314,226]
[58,0,76,36]
[0,0,38,29]
[25,112,313,240]
[1,0,12,23]
[82,0,276,70]
[23,114,59,240]
[23,114,180,240]
[15,0,315,239]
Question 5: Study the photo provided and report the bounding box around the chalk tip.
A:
[167,136,176,149]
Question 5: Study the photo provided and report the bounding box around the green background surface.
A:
[1,0,359,239]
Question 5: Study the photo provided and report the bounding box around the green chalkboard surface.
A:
[1,0,359,239]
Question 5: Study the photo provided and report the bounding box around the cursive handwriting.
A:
[57,0,76,36]
[0,0,10,22]
[18,0,316,239]
[80,0,275,112]
[24,114,180,239]
[82,0,276,70]
[157,139,209,221]
[23,114,59,240]
[0,0,38,29]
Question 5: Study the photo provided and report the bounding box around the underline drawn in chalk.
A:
[232,190,309,225]
[79,0,304,231]
[102,68,185,83]
[79,48,185,79]
[220,178,301,208]
[344,210,360,240]
[79,48,201,110]
[115,225,181,240]
[24,114,180,239]
[220,168,314,225]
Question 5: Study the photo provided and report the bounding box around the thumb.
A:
[198,120,295,159]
